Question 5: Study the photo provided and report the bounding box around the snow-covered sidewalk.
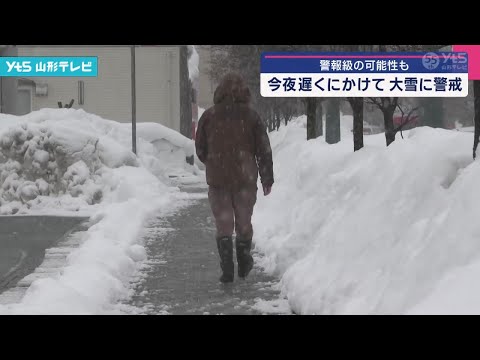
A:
[0,109,203,314]
[120,186,291,315]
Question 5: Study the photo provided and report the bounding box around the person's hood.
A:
[213,72,251,105]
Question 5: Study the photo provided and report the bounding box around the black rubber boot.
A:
[236,237,253,279]
[216,236,234,283]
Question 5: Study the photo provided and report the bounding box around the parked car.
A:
[393,115,419,130]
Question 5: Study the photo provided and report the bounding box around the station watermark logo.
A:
[0,57,98,77]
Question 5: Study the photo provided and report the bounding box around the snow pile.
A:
[0,122,122,215]
[0,108,201,314]
[133,122,194,154]
[0,109,200,215]
[123,121,202,184]
[253,115,480,314]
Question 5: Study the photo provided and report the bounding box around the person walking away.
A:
[195,72,274,283]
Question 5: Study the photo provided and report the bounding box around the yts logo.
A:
[422,52,468,70]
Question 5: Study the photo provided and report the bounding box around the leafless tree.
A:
[368,45,450,146]
[367,97,399,146]
[347,97,364,151]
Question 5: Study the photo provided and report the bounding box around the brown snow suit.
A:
[195,72,274,281]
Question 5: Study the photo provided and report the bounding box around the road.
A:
[0,216,88,295]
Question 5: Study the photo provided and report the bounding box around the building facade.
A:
[0,45,193,139]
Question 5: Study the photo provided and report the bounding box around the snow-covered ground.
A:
[0,108,203,314]
[4,105,478,315]
[253,115,480,315]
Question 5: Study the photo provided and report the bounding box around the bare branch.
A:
[367,97,384,110]
[394,105,420,139]
[396,103,405,118]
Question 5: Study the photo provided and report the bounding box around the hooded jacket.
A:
[195,73,274,190]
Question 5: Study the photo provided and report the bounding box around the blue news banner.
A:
[0,57,98,77]
[260,52,469,97]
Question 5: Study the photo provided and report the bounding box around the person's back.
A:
[195,72,274,283]
[198,102,268,189]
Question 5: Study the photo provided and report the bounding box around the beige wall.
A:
[18,46,132,122]
[17,46,181,131]
[135,46,180,131]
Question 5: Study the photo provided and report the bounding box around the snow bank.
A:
[121,121,202,185]
[0,109,200,215]
[0,108,201,314]
[253,115,480,314]
[133,122,194,154]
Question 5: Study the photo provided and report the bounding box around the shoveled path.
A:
[124,186,291,315]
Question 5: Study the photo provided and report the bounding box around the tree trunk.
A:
[383,105,396,146]
[306,97,317,140]
[474,80,480,159]
[421,98,444,128]
[316,99,323,137]
[349,98,364,151]
[268,108,275,132]
[275,107,281,131]
[179,46,193,140]
[326,98,341,144]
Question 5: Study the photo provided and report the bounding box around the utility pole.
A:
[131,45,137,155]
